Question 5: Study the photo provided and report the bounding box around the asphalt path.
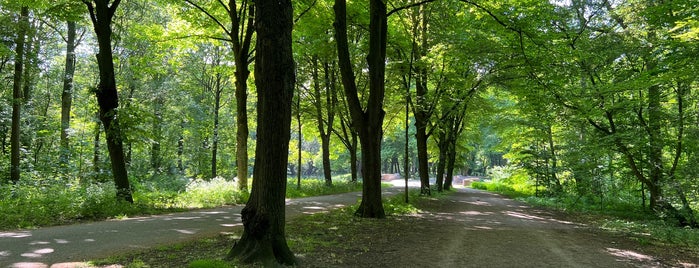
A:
[0,184,409,268]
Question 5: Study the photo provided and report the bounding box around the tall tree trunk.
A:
[413,6,431,195]
[444,133,457,191]
[212,74,222,179]
[84,0,133,203]
[312,57,335,186]
[60,21,77,168]
[334,0,387,218]
[296,85,302,189]
[229,0,256,191]
[177,119,184,172]
[151,95,163,172]
[350,132,358,182]
[546,124,562,193]
[435,134,447,192]
[93,117,101,177]
[10,6,29,184]
[227,0,295,263]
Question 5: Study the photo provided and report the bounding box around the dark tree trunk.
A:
[334,0,387,219]
[60,21,77,168]
[227,0,295,264]
[85,0,133,203]
[444,133,457,190]
[230,0,256,191]
[415,125,431,194]
[151,94,163,172]
[177,119,184,172]
[413,6,432,195]
[312,57,336,186]
[10,6,29,183]
[350,132,358,182]
[212,74,222,179]
[93,117,101,176]
[435,135,446,192]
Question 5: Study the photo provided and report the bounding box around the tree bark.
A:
[84,0,133,203]
[230,0,255,191]
[226,0,295,264]
[312,57,335,186]
[60,20,77,168]
[151,94,163,172]
[212,73,222,179]
[334,0,387,218]
[10,6,29,184]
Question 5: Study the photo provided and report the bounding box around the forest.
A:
[1,0,698,265]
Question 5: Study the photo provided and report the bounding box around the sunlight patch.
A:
[0,232,31,238]
[606,248,654,262]
[172,229,197,234]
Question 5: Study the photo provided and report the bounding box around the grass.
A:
[286,178,363,198]
[0,175,364,230]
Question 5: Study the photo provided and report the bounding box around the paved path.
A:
[0,185,407,268]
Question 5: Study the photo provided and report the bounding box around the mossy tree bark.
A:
[226,0,296,264]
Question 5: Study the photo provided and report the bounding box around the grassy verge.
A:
[0,176,363,230]
[471,180,699,250]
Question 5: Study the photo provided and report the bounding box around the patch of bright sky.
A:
[550,0,572,7]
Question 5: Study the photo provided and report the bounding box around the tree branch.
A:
[294,0,317,24]
[184,0,232,38]
[387,0,436,17]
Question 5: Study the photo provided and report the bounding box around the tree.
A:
[183,0,255,190]
[226,0,296,264]
[58,17,86,169]
[83,0,133,202]
[10,6,29,183]
[334,0,388,218]
[310,57,337,186]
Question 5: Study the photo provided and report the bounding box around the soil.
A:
[95,186,699,268]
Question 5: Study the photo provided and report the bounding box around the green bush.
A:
[286,178,362,198]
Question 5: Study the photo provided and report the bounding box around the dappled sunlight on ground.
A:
[606,248,655,262]
[0,232,32,238]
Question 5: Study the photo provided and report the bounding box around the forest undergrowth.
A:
[0,175,362,230]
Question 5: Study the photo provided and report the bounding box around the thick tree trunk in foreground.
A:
[60,20,77,167]
[227,0,296,264]
[85,0,133,203]
[10,6,29,184]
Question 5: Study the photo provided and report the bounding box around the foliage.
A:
[286,177,362,198]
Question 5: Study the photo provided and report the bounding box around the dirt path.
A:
[297,187,699,268]
[3,185,697,267]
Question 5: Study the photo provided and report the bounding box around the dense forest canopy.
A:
[1,0,698,229]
